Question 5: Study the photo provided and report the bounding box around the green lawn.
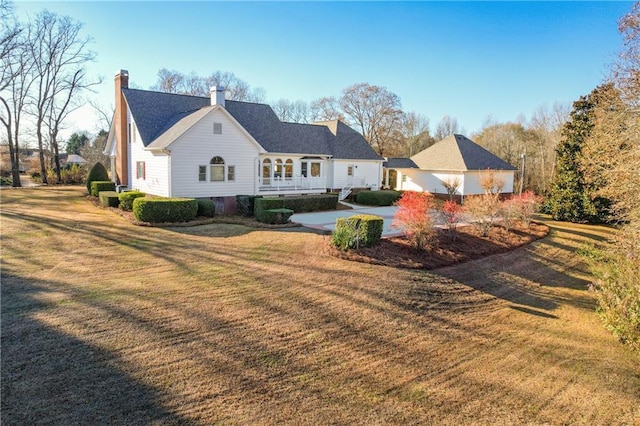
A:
[1,186,638,425]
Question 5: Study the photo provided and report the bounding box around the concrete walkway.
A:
[290,204,403,237]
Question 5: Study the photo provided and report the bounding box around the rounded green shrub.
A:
[99,191,120,207]
[355,190,401,206]
[86,162,109,193]
[133,197,198,223]
[118,191,145,211]
[90,180,116,197]
[331,214,383,250]
[236,195,262,217]
[254,194,337,217]
[197,199,216,217]
[256,208,294,224]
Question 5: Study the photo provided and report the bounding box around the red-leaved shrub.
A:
[442,200,464,240]
[392,191,435,250]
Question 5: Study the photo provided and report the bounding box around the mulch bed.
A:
[326,222,550,270]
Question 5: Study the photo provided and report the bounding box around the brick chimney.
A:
[210,86,225,107]
[114,70,129,186]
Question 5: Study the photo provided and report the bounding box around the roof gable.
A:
[122,89,209,145]
[411,134,517,171]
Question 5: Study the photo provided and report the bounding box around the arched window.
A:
[274,158,283,179]
[262,158,271,185]
[210,156,225,181]
[285,159,293,180]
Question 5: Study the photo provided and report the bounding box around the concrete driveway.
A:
[290,205,402,237]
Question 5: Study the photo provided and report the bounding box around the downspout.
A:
[254,157,258,195]
[156,148,172,197]
[167,152,172,197]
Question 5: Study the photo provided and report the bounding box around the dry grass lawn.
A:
[1,186,639,425]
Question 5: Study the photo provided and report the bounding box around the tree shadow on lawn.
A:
[434,221,601,314]
[0,272,188,426]
[329,220,602,314]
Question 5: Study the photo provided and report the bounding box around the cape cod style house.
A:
[105,70,383,211]
[383,134,517,200]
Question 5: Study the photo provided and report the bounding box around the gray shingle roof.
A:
[411,134,517,171]
[122,89,382,161]
[383,158,419,169]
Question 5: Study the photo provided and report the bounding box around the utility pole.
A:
[519,153,526,195]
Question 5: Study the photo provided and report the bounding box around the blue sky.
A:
[14,1,633,138]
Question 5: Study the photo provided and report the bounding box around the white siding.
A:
[169,109,260,197]
[394,169,514,196]
[395,170,465,194]
[463,170,515,195]
[332,160,383,190]
[126,115,171,196]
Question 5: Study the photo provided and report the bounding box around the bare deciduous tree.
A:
[88,99,113,132]
[398,111,433,157]
[152,68,266,102]
[434,115,460,141]
[339,83,402,156]
[0,0,26,186]
[27,11,100,183]
[310,96,344,122]
[271,98,310,123]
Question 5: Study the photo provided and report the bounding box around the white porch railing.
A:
[340,176,366,200]
[258,175,327,192]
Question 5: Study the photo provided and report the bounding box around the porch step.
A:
[339,187,352,201]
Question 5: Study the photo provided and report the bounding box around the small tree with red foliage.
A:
[441,200,464,240]
[392,191,436,251]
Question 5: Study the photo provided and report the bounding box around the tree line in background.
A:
[152,69,439,158]
[0,0,100,186]
[153,66,570,195]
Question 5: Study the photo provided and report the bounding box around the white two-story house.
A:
[105,70,383,212]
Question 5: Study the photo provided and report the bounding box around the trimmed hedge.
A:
[133,197,198,223]
[236,195,262,217]
[254,194,338,216]
[332,214,384,250]
[355,190,401,206]
[86,162,109,193]
[118,191,145,211]
[99,191,120,207]
[256,208,294,224]
[196,198,216,217]
[90,180,116,197]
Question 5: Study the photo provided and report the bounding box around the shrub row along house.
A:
[104,70,384,213]
[105,70,516,212]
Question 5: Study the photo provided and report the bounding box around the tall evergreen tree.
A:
[546,84,615,223]
[65,132,89,155]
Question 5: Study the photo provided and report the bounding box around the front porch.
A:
[257,175,328,196]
